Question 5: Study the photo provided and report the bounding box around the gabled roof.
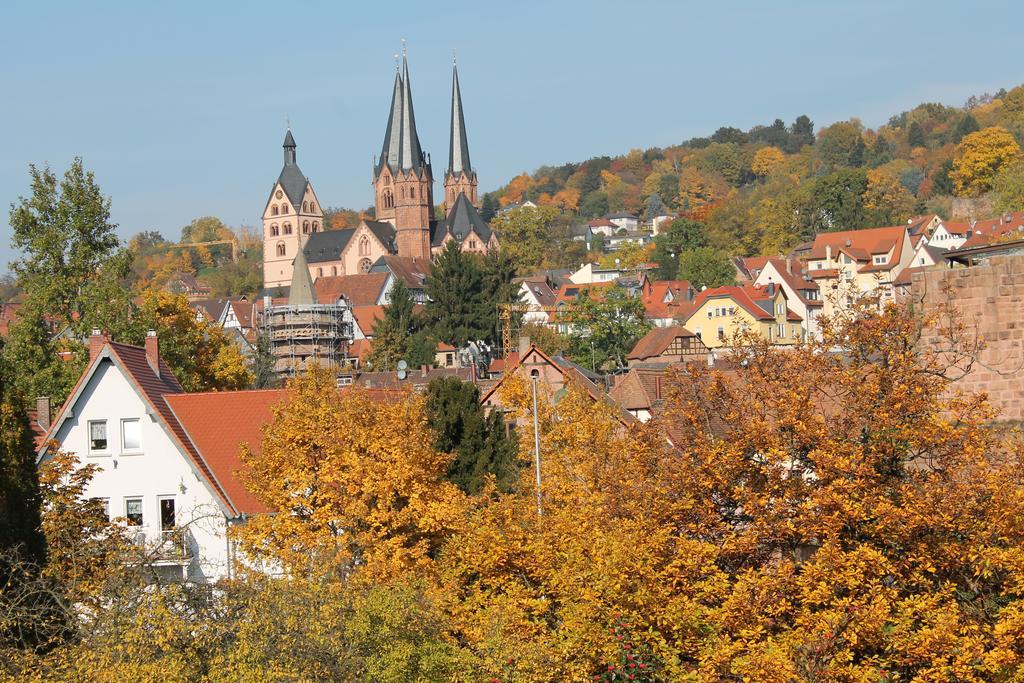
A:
[520,277,558,307]
[641,280,696,320]
[609,365,675,412]
[959,211,1024,249]
[314,273,389,306]
[689,283,801,322]
[190,298,228,322]
[809,225,908,266]
[757,258,822,307]
[447,64,473,179]
[627,325,702,361]
[434,192,492,246]
[39,341,238,516]
[365,220,397,252]
[369,255,430,289]
[351,305,387,337]
[479,345,637,427]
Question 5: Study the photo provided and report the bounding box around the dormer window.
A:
[873,254,888,265]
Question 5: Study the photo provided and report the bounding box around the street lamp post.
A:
[530,370,543,517]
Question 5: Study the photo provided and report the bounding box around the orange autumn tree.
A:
[236,366,467,582]
[653,297,1024,680]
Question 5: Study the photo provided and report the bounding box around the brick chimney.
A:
[35,396,51,430]
[145,330,159,377]
[88,329,108,360]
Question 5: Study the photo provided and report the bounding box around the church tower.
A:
[262,129,324,289]
[444,62,477,213]
[373,54,433,261]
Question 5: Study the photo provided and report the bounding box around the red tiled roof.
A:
[758,258,822,307]
[809,225,908,265]
[627,325,700,361]
[346,338,372,363]
[166,389,293,515]
[314,273,389,306]
[641,280,696,320]
[436,341,456,352]
[378,255,430,290]
[351,305,386,336]
[959,211,1024,249]
[228,300,255,329]
[689,284,801,322]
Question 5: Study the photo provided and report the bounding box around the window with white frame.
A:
[89,420,108,453]
[121,418,141,452]
[125,498,143,526]
[778,324,786,338]
[873,254,888,265]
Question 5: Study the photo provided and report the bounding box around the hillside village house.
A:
[806,225,914,318]
[751,258,823,338]
[680,283,803,349]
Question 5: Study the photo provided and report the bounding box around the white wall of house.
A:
[40,361,232,583]
[928,223,966,249]
[755,262,821,338]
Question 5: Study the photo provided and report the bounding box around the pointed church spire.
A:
[448,63,472,178]
[288,244,315,305]
[378,70,403,173]
[398,54,424,172]
[283,128,297,166]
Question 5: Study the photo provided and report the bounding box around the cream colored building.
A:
[806,225,914,317]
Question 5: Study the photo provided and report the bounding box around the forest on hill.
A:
[481,83,1024,257]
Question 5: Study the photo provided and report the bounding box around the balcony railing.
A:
[129,527,194,563]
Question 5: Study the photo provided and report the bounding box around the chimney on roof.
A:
[145,330,160,377]
[518,335,532,358]
[825,245,832,263]
[89,328,108,361]
[420,365,429,378]
[786,259,792,275]
[36,396,50,431]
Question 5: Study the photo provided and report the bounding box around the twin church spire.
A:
[373,52,479,259]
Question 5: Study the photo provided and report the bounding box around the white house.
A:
[568,263,626,284]
[753,257,824,338]
[37,332,280,583]
[606,212,639,232]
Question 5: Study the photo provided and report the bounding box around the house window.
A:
[694,328,701,339]
[359,235,370,256]
[276,242,286,257]
[280,204,289,214]
[778,324,786,338]
[302,221,310,234]
[410,186,416,199]
[121,418,141,452]
[302,201,308,212]
[331,266,337,276]
[159,498,176,532]
[873,255,888,265]
[270,224,279,237]
[312,222,319,232]
[283,223,292,235]
[317,267,323,277]
[383,190,393,209]
[89,420,108,452]
[310,202,316,212]
[717,327,725,340]
[271,205,279,216]
[125,498,143,526]
[842,255,852,264]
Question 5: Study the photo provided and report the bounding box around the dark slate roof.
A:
[447,64,473,178]
[376,71,403,175]
[433,192,492,246]
[364,220,397,252]
[398,57,425,172]
[272,129,309,210]
[304,229,354,263]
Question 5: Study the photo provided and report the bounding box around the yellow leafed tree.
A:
[951,126,1022,197]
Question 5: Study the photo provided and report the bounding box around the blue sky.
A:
[2,0,1022,268]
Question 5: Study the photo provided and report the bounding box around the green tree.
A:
[489,205,558,272]
[817,120,864,169]
[932,158,955,196]
[907,121,926,148]
[250,328,280,389]
[993,158,1024,213]
[480,194,498,223]
[422,241,487,346]
[952,112,980,143]
[424,377,518,495]
[180,216,229,243]
[676,247,736,290]
[651,218,707,279]
[367,279,425,371]
[561,286,649,370]
[810,168,869,232]
[579,190,609,218]
[785,114,815,152]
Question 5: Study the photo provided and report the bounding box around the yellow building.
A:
[680,283,803,348]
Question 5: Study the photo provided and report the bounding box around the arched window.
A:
[383,191,393,209]
[276,242,286,257]
[309,201,316,212]
[284,223,292,235]
[271,205,279,216]
[410,186,416,199]
[358,235,370,256]
[331,266,337,276]
[302,201,308,212]
[384,175,391,186]
[302,221,310,234]
[281,204,289,214]
[359,258,372,273]
[312,222,319,232]
[400,186,406,199]
[270,224,279,236]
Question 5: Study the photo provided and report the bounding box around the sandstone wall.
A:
[912,255,1024,421]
